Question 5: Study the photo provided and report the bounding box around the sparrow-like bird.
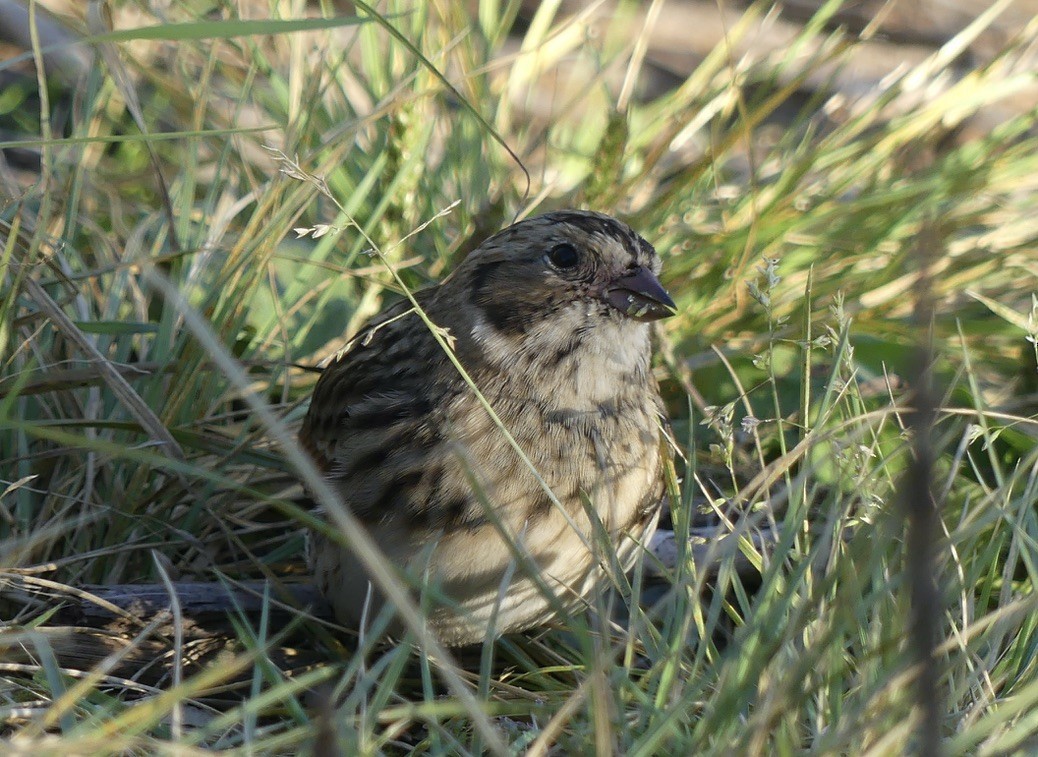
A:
[301,210,675,646]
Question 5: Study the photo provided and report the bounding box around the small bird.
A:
[300,210,675,646]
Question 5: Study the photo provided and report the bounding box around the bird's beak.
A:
[603,267,677,322]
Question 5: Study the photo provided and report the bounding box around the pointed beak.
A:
[602,266,677,322]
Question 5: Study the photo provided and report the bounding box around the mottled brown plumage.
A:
[301,210,675,645]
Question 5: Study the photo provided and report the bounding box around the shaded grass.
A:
[2,0,1038,753]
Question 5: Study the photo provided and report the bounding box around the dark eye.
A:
[547,243,580,269]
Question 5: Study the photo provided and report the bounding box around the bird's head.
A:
[452,209,673,328]
[435,210,676,384]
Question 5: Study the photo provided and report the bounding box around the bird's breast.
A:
[445,377,663,533]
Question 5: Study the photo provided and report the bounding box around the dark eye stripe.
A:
[543,211,653,265]
[469,259,504,309]
[469,258,545,335]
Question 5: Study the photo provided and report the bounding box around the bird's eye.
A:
[547,243,580,269]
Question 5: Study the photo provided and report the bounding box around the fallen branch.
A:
[0,525,778,688]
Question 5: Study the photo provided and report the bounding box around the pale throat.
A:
[468,305,652,407]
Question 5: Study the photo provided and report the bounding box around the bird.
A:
[299,209,676,646]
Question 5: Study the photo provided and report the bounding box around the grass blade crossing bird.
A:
[300,210,676,646]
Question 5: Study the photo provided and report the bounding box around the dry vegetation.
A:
[2,0,1038,753]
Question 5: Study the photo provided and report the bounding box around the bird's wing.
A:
[299,290,454,521]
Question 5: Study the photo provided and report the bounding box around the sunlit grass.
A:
[2,0,1037,753]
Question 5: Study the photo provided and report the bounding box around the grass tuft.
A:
[2,0,1037,752]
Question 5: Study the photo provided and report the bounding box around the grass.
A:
[2,0,1038,753]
